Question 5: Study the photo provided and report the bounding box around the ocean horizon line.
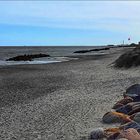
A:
[0,45,111,48]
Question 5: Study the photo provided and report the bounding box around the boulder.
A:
[6,53,50,61]
[73,50,90,53]
[90,128,105,139]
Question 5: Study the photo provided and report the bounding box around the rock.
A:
[113,97,133,109]
[116,104,132,114]
[113,103,124,110]
[117,138,128,140]
[102,112,122,123]
[90,47,110,52]
[128,107,140,115]
[73,50,90,53]
[107,44,114,47]
[107,132,121,140]
[6,53,50,61]
[125,84,140,97]
[73,47,110,53]
[90,128,105,139]
[123,121,140,131]
[133,112,140,123]
[123,84,140,102]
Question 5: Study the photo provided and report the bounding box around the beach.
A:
[0,47,140,140]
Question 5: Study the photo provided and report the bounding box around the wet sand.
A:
[0,47,140,140]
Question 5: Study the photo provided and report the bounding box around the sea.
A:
[0,46,106,66]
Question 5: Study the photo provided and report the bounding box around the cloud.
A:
[1,1,140,19]
[0,1,140,43]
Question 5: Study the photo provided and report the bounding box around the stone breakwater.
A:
[6,53,50,61]
[73,47,110,53]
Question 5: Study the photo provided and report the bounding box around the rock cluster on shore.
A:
[6,53,50,61]
[73,47,110,53]
[74,43,139,54]
[90,84,140,140]
[114,47,140,68]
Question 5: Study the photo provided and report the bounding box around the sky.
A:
[0,1,140,46]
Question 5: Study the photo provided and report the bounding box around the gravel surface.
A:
[0,47,140,140]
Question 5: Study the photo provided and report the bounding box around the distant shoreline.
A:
[0,44,136,48]
[0,45,135,67]
[0,45,107,48]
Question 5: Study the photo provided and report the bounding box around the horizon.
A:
[0,1,140,46]
[0,43,135,47]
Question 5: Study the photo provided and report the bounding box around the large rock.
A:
[125,84,140,97]
[6,53,50,61]
[90,128,105,139]
[73,50,90,53]
[102,112,124,123]
[73,47,110,53]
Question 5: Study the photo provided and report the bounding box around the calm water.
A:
[0,46,105,65]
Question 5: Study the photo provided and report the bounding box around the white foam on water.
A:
[0,60,61,66]
[0,56,78,66]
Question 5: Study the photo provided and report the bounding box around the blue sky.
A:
[0,1,140,46]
